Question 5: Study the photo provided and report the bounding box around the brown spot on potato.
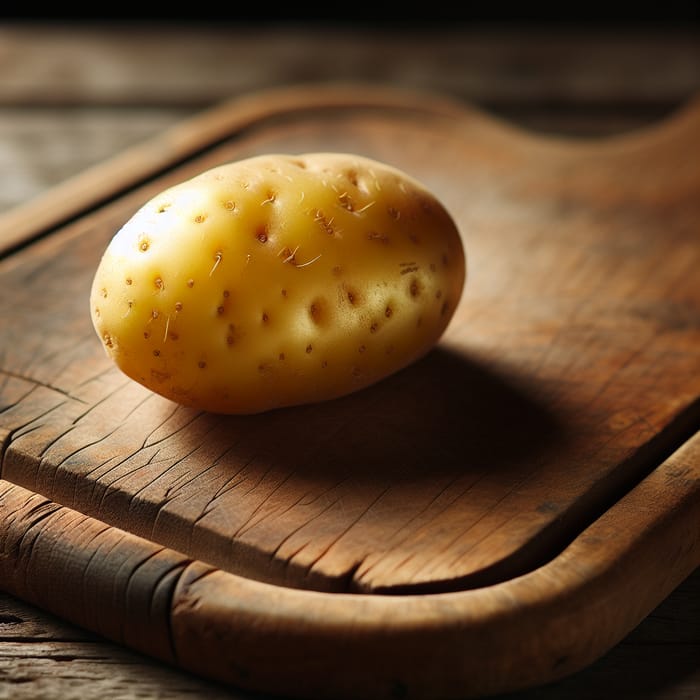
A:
[345,287,362,306]
[309,299,326,324]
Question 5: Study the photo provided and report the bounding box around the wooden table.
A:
[0,21,698,699]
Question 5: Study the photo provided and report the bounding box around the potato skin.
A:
[90,153,466,414]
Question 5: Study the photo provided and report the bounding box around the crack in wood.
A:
[141,407,204,450]
[270,495,342,562]
[232,468,297,539]
[302,484,392,579]
[0,368,86,406]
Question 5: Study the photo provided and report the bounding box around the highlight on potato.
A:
[89,152,466,414]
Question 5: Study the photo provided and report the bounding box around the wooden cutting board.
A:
[0,84,698,699]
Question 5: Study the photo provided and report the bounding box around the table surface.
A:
[0,19,698,700]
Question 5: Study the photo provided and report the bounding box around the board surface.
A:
[0,85,698,698]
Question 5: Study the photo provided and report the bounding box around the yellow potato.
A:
[90,153,466,413]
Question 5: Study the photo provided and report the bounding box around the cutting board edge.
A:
[1,430,698,700]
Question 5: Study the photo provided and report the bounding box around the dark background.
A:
[1,4,699,27]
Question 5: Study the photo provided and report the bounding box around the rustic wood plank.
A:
[0,640,244,700]
[0,591,249,698]
[0,24,697,108]
[1,86,699,595]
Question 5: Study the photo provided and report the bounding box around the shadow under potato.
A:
[213,345,567,482]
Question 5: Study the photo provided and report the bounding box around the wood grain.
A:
[1,86,699,597]
[0,593,242,700]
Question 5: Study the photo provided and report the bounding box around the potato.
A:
[90,153,466,414]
